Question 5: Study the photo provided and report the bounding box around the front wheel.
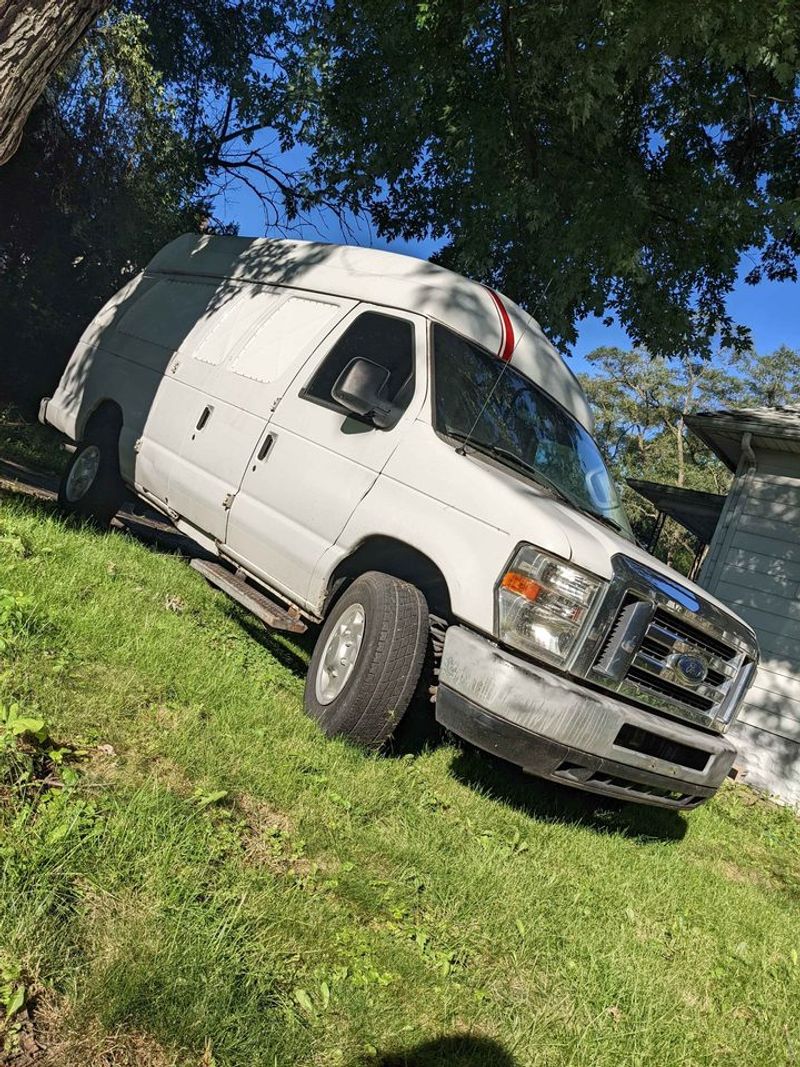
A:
[57,424,125,526]
[304,571,429,749]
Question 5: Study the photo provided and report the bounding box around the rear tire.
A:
[57,418,125,526]
[304,571,429,749]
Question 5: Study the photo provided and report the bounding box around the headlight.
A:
[496,546,603,665]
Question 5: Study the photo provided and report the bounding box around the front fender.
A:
[308,477,522,632]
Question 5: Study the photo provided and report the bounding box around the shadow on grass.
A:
[448,743,688,843]
[360,1034,517,1066]
[234,612,318,676]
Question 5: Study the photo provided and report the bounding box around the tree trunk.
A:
[0,0,110,165]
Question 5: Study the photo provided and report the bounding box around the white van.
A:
[40,234,758,809]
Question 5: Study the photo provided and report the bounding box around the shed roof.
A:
[145,234,594,431]
[685,406,800,471]
[626,479,726,544]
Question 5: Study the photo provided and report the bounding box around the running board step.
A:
[190,559,307,633]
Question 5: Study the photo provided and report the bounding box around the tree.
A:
[733,344,800,407]
[122,0,324,227]
[0,12,210,408]
[0,0,110,164]
[296,0,800,360]
[0,2,326,410]
[580,344,800,571]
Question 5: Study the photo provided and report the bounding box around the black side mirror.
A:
[331,358,396,428]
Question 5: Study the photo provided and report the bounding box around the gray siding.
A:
[700,448,800,804]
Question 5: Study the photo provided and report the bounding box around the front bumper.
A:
[436,626,737,809]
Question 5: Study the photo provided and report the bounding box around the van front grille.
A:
[590,594,752,730]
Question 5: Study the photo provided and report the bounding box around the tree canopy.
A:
[2,1,799,411]
[297,0,800,359]
[581,344,800,571]
[0,12,205,406]
[0,2,310,408]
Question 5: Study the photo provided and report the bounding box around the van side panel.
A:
[42,273,155,443]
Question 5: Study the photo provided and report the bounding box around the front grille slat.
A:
[631,651,726,705]
[591,594,748,728]
[649,611,736,663]
[644,622,737,679]
[627,665,715,713]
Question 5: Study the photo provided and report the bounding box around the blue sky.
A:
[214,183,799,376]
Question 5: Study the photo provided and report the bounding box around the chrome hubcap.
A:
[65,445,101,503]
[315,603,366,705]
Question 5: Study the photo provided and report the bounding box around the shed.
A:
[685,405,800,805]
[626,478,725,577]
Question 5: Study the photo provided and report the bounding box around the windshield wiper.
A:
[572,505,627,536]
[449,432,574,505]
[481,444,577,508]
[449,432,628,535]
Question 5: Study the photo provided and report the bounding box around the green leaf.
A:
[194,789,228,809]
[11,717,47,738]
[4,983,25,1018]
[294,987,314,1015]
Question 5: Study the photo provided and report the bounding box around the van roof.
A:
[147,234,593,431]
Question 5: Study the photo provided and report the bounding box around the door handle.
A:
[257,433,275,462]
[196,405,213,431]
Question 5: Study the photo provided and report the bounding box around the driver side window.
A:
[301,311,415,418]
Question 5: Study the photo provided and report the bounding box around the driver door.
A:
[224,305,427,605]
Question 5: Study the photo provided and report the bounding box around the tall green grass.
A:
[1,487,799,1066]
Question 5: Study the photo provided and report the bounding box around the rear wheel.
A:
[304,571,429,749]
[58,417,125,526]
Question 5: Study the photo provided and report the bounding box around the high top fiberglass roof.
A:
[147,234,593,431]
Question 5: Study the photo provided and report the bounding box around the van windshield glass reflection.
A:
[432,324,633,538]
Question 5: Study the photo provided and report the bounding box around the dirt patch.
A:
[2,1002,41,1065]
[81,739,193,799]
[128,753,194,797]
[153,706,182,731]
[237,794,312,876]
[4,995,178,1067]
[716,858,774,889]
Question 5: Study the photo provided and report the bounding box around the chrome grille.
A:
[632,609,737,710]
[582,555,758,733]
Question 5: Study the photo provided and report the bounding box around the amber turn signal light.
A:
[500,570,542,601]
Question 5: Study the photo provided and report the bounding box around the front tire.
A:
[304,571,429,749]
[57,420,125,526]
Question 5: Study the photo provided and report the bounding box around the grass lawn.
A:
[1,418,799,1066]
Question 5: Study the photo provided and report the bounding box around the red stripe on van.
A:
[483,286,515,362]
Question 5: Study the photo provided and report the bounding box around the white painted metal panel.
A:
[224,305,429,605]
[738,703,800,737]
[143,233,596,432]
[733,512,800,547]
[721,546,800,584]
[716,562,800,601]
[189,286,280,367]
[159,289,347,539]
[229,295,342,384]
[117,277,220,355]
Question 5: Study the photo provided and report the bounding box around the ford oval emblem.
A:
[675,653,708,685]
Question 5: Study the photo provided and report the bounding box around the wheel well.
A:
[82,400,123,442]
[327,537,452,619]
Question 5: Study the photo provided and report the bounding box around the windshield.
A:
[431,324,633,538]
